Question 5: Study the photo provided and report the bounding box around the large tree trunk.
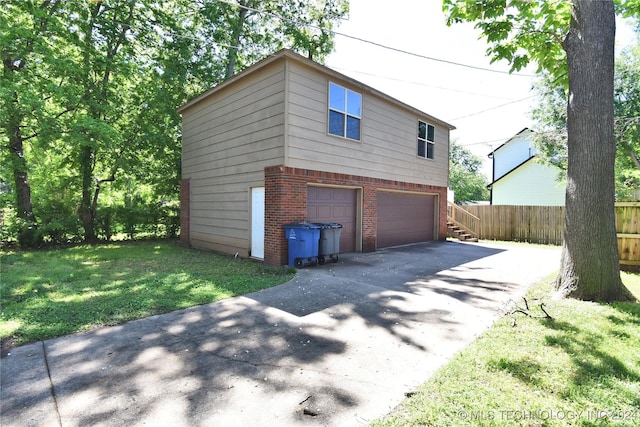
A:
[225,0,250,79]
[3,82,39,246]
[76,2,131,243]
[79,145,97,242]
[556,0,632,301]
[7,107,39,246]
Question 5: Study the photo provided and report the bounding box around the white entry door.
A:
[251,187,265,259]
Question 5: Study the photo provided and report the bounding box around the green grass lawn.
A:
[0,240,295,348]
[3,240,639,426]
[375,273,640,427]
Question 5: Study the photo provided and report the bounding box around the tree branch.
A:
[91,173,116,213]
[22,132,38,142]
[504,297,553,326]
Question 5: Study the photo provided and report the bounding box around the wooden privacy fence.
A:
[463,205,564,245]
[462,203,640,268]
[615,202,640,268]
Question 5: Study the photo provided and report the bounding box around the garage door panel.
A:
[335,191,352,202]
[307,187,356,253]
[377,192,435,248]
[318,205,332,217]
[333,205,352,217]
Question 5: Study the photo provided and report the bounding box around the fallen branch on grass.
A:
[504,297,553,326]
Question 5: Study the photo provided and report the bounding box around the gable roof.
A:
[487,156,537,188]
[177,49,455,131]
[487,127,532,159]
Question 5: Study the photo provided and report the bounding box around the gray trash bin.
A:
[313,222,343,264]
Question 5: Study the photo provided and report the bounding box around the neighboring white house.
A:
[488,128,565,206]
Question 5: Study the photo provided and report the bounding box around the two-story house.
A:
[488,128,565,206]
[178,49,455,266]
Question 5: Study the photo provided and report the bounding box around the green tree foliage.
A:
[0,0,348,246]
[530,75,568,173]
[531,39,640,200]
[449,141,489,204]
[615,40,640,197]
[443,0,637,301]
[445,0,571,78]
[0,0,70,245]
[195,0,348,79]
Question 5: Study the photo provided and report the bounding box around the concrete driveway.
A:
[1,240,560,426]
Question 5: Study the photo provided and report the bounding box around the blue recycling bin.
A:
[283,222,321,267]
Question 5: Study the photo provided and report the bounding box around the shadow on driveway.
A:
[1,240,560,427]
[249,241,505,317]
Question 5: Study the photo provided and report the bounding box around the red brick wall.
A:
[264,165,448,266]
[264,166,308,265]
[362,184,377,252]
[179,179,190,247]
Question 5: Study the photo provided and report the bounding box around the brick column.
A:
[362,184,377,251]
[437,189,448,240]
[264,166,307,266]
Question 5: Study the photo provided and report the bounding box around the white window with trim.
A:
[418,120,435,159]
[328,82,362,140]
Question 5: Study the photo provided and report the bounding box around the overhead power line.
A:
[178,1,540,122]
[458,137,514,147]
[214,0,538,77]
[449,96,536,121]
[328,66,521,100]
[331,32,536,77]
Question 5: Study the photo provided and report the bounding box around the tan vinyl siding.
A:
[179,50,453,257]
[181,61,287,254]
[285,60,449,187]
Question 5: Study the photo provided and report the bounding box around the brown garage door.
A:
[377,192,435,248]
[307,187,356,253]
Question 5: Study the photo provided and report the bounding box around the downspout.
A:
[488,149,495,205]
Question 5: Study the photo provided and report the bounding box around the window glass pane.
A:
[346,116,360,140]
[346,90,362,117]
[417,140,426,158]
[329,110,345,136]
[427,142,434,159]
[427,124,435,142]
[418,121,426,140]
[329,82,345,111]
